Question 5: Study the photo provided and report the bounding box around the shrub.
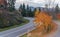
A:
[0,10,23,28]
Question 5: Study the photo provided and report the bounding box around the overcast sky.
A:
[15,0,60,9]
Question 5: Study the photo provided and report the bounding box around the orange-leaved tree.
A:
[34,9,52,26]
[34,9,52,33]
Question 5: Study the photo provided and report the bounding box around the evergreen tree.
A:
[39,7,41,12]
[19,4,35,17]
[8,0,16,11]
[22,3,26,16]
[55,4,60,14]
[19,4,23,11]
[29,7,32,17]
[22,3,25,10]
[19,4,23,17]
[19,4,23,12]
[26,4,30,17]
[33,8,37,13]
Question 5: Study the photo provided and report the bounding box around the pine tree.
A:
[26,4,30,17]
[29,7,32,17]
[8,0,16,11]
[19,4,23,17]
[55,4,59,14]
[19,4,23,11]
[21,3,26,16]
[39,7,41,12]
[33,8,37,17]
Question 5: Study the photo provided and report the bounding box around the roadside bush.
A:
[0,10,23,28]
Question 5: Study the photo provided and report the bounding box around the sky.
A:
[15,0,60,9]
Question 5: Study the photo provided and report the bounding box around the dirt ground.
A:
[27,22,57,37]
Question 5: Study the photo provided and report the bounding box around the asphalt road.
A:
[53,20,60,37]
[47,20,60,37]
[0,17,60,37]
[0,17,35,37]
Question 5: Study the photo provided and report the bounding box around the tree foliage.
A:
[8,0,16,12]
[0,9,23,28]
[55,4,60,14]
[19,4,34,17]
[34,9,52,33]
[34,9,52,25]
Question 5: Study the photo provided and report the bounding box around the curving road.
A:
[0,17,35,37]
[47,20,60,37]
[0,17,60,37]
[53,20,60,37]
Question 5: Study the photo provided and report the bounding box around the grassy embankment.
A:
[0,18,29,32]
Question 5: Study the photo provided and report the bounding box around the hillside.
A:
[0,9,23,28]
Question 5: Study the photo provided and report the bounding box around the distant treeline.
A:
[19,3,41,17]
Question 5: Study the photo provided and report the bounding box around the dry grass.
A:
[26,22,57,37]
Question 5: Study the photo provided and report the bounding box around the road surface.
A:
[47,20,60,37]
[0,17,60,37]
[53,20,60,37]
[0,17,35,37]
